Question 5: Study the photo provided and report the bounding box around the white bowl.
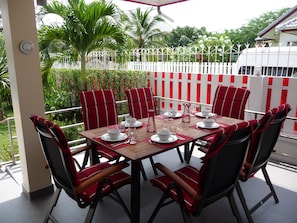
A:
[107,129,120,140]
[203,118,215,127]
[157,129,171,141]
[170,109,178,117]
[201,109,211,117]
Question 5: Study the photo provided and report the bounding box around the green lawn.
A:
[0,104,18,162]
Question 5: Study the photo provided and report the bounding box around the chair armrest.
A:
[155,163,200,200]
[75,162,129,194]
[71,145,91,156]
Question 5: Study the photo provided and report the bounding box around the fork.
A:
[111,139,130,147]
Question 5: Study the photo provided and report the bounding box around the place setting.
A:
[93,128,130,148]
[163,109,182,119]
[150,128,178,144]
[148,126,192,149]
[195,107,216,118]
[196,117,220,129]
[119,115,143,129]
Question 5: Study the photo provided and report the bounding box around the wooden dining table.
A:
[80,114,243,223]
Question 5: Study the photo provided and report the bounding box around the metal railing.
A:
[1,96,297,170]
[53,45,297,77]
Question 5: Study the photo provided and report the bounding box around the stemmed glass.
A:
[126,114,137,144]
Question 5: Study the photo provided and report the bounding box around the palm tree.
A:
[0,33,9,121]
[38,0,126,90]
[123,7,167,61]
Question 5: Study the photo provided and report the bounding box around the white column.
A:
[1,0,52,198]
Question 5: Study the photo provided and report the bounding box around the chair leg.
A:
[85,199,98,223]
[262,167,279,203]
[44,188,62,223]
[236,182,254,223]
[81,150,90,168]
[175,186,192,223]
[148,189,171,223]
[149,157,158,176]
[228,193,243,223]
[140,161,148,180]
[185,143,195,164]
[249,167,279,214]
[112,188,131,219]
[176,147,184,163]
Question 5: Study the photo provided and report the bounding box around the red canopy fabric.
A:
[122,0,188,7]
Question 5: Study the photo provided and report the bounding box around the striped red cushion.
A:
[151,121,252,213]
[79,90,120,160]
[150,165,199,212]
[212,85,250,120]
[126,87,156,119]
[79,90,118,130]
[77,162,131,202]
[31,115,79,185]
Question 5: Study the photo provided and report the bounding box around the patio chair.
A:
[79,90,121,165]
[236,103,291,223]
[148,120,254,223]
[30,115,131,223]
[80,89,148,180]
[125,87,184,176]
[188,85,250,162]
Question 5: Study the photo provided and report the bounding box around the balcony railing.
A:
[53,45,297,77]
[1,95,297,172]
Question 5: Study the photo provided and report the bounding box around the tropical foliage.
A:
[38,0,126,90]
[122,7,167,55]
[0,33,9,121]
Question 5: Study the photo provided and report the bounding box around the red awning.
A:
[122,0,188,7]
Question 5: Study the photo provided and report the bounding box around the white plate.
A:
[196,122,220,129]
[100,133,128,142]
[195,112,216,118]
[164,112,182,118]
[150,134,178,144]
[124,120,143,128]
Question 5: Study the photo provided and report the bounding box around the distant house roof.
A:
[257,5,297,39]
[122,0,188,7]
[276,17,297,31]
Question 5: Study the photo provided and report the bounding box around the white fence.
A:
[53,45,297,77]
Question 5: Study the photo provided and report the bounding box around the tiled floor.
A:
[1,149,297,223]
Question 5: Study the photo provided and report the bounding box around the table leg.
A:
[131,160,141,223]
[184,142,191,164]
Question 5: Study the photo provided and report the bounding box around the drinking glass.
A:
[129,126,137,144]
[169,122,178,135]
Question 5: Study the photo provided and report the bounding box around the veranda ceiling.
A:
[122,0,188,7]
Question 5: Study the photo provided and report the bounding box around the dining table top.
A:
[79,114,243,161]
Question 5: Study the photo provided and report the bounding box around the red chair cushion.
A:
[151,165,199,212]
[151,123,242,213]
[242,103,291,177]
[212,85,250,120]
[125,87,156,119]
[79,90,118,130]
[79,90,120,160]
[77,162,131,203]
[197,85,250,148]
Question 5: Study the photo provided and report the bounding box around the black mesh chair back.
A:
[148,121,254,223]
[236,103,291,223]
[30,115,131,223]
[31,115,79,199]
[246,103,291,176]
[197,121,254,212]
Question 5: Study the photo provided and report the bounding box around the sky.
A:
[112,0,297,32]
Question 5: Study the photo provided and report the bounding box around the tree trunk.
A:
[81,53,88,91]
[0,96,4,121]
